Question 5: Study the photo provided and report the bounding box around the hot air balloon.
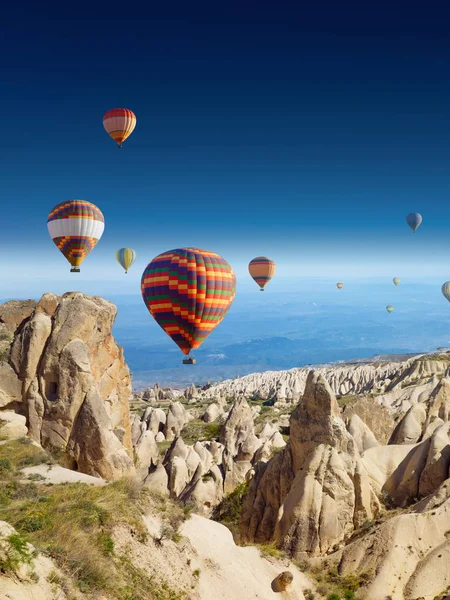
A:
[116,248,136,274]
[141,248,236,363]
[406,212,422,232]
[248,257,276,291]
[103,108,136,148]
[442,282,450,303]
[393,277,401,286]
[47,200,104,272]
[336,282,344,290]
[386,305,394,313]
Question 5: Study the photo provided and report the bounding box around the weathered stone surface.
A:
[0,362,22,409]
[0,300,37,334]
[201,403,222,423]
[241,371,379,557]
[0,293,135,480]
[144,463,169,496]
[0,411,28,439]
[164,402,189,441]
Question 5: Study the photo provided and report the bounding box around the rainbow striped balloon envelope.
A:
[47,200,105,272]
[248,256,276,291]
[103,108,136,148]
[141,248,236,358]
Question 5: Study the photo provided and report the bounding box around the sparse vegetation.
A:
[0,531,37,574]
[257,541,284,559]
[0,440,191,599]
[306,564,373,598]
[212,481,248,543]
[180,419,221,444]
[336,395,359,408]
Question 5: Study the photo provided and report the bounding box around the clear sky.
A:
[1,1,450,294]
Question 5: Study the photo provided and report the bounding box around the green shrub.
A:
[0,532,36,574]
[0,458,12,473]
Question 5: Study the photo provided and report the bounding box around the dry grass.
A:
[0,439,190,599]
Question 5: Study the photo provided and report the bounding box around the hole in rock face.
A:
[47,381,58,401]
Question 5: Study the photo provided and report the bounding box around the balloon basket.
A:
[70,267,80,273]
[183,357,196,365]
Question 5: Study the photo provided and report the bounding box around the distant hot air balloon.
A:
[47,200,104,272]
[248,257,276,291]
[116,248,136,274]
[393,277,401,286]
[406,212,422,232]
[141,248,236,363]
[103,108,136,148]
[386,305,394,313]
[442,282,450,303]
[336,282,344,290]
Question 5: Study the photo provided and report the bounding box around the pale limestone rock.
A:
[338,480,450,600]
[201,403,222,423]
[155,431,165,442]
[0,520,70,600]
[0,362,22,409]
[168,455,190,498]
[390,402,427,444]
[181,464,224,513]
[241,371,378,557]
[0,293,135,480]
[270,431,287,449]
[164,401,189,441]
[144,463,169,496]
[0,410,28,439]
[134,430,158,478]
[348,414,379,453]
[220,396,259,493]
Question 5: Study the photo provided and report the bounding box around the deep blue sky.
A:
[1,1,450,292]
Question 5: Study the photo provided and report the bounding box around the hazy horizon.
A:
[3,277,450,389]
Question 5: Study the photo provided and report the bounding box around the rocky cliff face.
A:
[0,292,135,480]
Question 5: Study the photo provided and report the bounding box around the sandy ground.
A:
[181,514,313,600]
[20,464,106,485]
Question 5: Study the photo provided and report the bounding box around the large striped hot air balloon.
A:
[248,256,276,291]
[47,200,104,272]
[141,248,236,363]
[406,212,422,232]
[116,248,136,274]
[103,108,136,148]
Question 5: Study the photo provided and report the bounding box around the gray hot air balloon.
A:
[442,282,450,303]
[393,277,400,286]
[406,212,422,232]
[386,305,394,313]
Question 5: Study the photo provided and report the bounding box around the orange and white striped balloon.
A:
[103,108,136,148]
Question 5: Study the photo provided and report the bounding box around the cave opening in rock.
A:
[48,381,58,401]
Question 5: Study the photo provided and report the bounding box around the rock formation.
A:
[337,480,450,600]
[0,292,135,480]
[241,371,380,556]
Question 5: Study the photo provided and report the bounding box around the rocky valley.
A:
[1,293,450,600]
